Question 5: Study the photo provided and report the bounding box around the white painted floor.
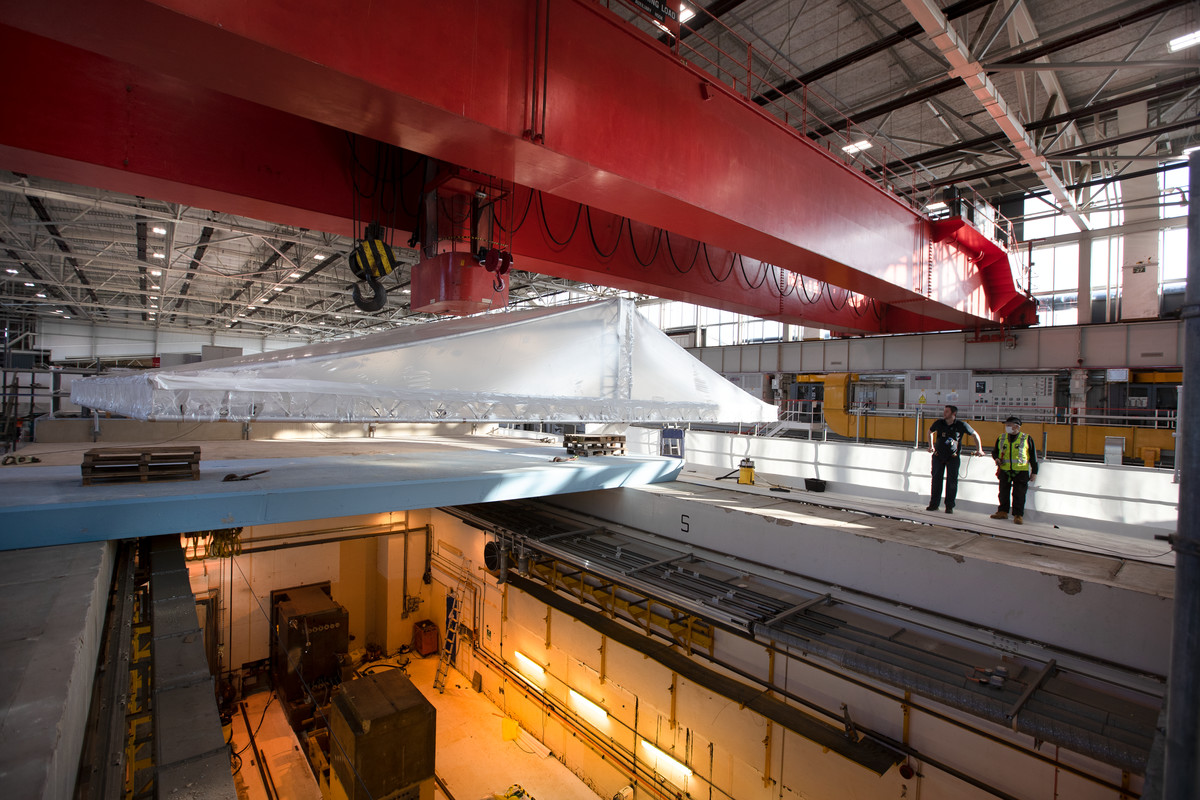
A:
[229,655,602,800]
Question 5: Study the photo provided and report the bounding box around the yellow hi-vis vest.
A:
[998,432,1032,472]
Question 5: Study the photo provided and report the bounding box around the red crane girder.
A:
[0,0,1034,331]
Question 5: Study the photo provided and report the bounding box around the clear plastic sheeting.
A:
[71,300,777,424]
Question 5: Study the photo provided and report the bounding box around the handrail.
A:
[780,398,1179,430]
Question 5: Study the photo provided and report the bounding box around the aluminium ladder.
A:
[433,555,472,693]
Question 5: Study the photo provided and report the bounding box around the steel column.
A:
[1162,152,1200,798]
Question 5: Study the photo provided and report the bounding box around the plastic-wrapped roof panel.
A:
[71,299,777,424]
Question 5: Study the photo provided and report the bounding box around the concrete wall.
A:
[186,512,436,671]
[624,427,1179,536]
[428,511,1139,800]
[0,540,114,800]
[692,318,1183,373]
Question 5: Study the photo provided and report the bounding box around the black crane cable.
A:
[585,206,623,258]
[495,186,534,235]
[738,253,769,289]
[392,178,882,320]
[663,230,699,274]
[536,191,582,247]
[702,243,737,282]
[628,222,662,267]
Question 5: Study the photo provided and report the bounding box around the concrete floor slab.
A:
[0,437,681,551]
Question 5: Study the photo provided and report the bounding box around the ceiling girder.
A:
[901,0,1089,229]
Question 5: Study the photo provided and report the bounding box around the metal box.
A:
[330,670,436,800]
[411,251,509,316]
[270,584,349,707]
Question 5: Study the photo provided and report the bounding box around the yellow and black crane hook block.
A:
[350,222,397,311]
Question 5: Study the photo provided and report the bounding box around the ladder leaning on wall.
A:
[433,554,472,693]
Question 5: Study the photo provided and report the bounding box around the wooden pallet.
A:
[81,446,201,486]
[564,434,626,457]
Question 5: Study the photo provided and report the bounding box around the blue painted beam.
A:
[0,448,681,550]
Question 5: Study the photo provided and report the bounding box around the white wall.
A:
[624,427,1179,536]
[38,319,299,362]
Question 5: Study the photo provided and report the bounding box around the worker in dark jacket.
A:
[927,405,983,514]
[990,416,1038,524]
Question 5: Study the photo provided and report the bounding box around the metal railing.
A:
[777,399,1178,431]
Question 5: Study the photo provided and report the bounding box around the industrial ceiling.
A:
[1,0,1197,350]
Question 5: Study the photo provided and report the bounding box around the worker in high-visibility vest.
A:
[990,416,1039,525]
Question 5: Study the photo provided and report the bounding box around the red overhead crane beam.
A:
[0,0,1034,331]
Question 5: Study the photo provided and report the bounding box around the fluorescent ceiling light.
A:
[248,305,257,310]
[35,293,46,298]
[513,650,546,679]
[151,284,160,289]
[313,253,326,260]
[925,201,948,211]
[841,140,873,154]
[63,316,70,319]
[569,689,609,725]
[23,282,34,287]
[53,309,63,313]
[679,4,694,23]
[4,268,16,274]
[290,272,302,279]
[150,269,162,276]
[152,252,165,259]
[641,740,693,781]
[150,296,158,300]
[1168,29,1200,52]
[149,304,157,309]
[152,226,167,235]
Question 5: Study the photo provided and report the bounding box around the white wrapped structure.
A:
[71,300,776,424]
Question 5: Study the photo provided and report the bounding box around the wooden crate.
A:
[81,446,201,486]
[564,434,626,457]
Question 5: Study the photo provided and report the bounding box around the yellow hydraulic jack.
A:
[738,457,756,485]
